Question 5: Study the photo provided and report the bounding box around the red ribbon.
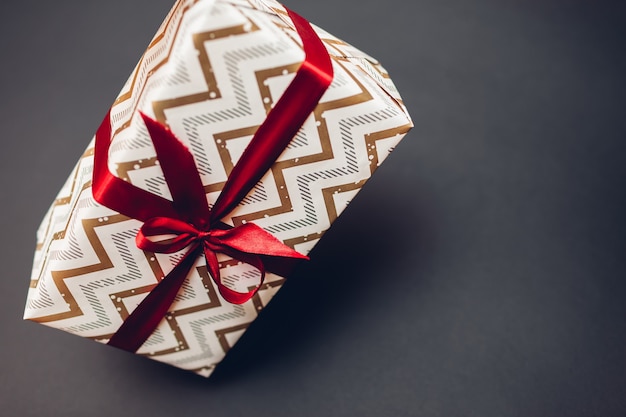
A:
[92,8,333,353]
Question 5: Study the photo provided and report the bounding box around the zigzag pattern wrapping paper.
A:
[24,0,413,377]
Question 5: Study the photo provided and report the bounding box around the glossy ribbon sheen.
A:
[92,8,333,353]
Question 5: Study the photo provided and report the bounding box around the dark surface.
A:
[1,1,625,416]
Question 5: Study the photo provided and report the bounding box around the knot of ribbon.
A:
[136,216,307,305]
[92,8,333,353]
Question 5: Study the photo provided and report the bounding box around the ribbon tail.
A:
[204,223,308,304]
[211,223,309,259]
[107,246,201,352]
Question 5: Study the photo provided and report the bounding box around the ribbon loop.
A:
[202,243,266,305]
[136,217,201,253]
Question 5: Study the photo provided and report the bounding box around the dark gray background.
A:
[1,0,625,416]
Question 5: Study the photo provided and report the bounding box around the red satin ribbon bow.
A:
[91,8,333,353]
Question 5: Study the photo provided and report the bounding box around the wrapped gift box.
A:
[24,0,412,377]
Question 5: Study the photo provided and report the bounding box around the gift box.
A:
[24,0,412,377]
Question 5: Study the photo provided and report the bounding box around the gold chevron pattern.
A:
[24,0,412,377]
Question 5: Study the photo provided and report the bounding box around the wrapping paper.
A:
[24,0,413,377]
